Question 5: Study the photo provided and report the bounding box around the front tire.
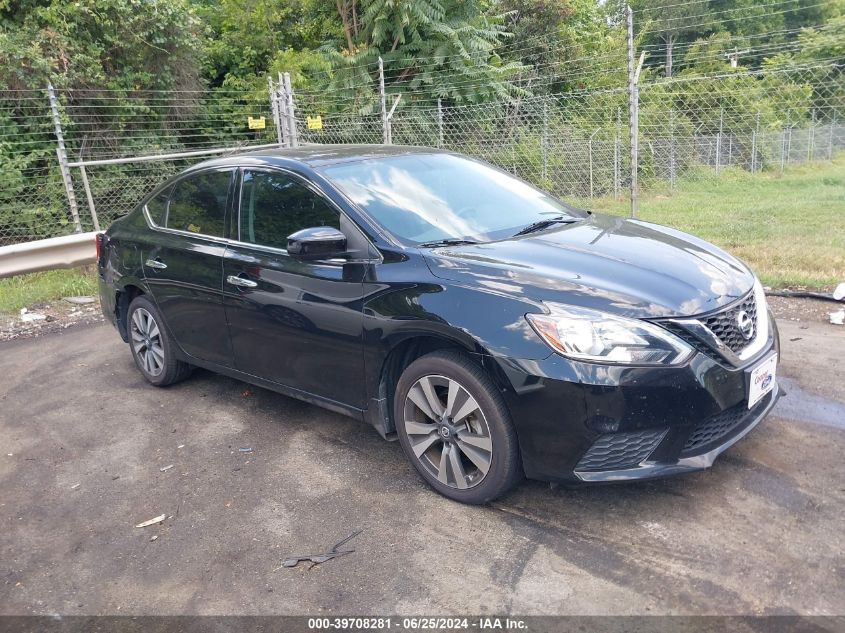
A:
[394,350,522,504]
[127,295,192,387]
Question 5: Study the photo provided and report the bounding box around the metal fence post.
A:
[275,75,291,147]
[77,165,100,231]
[268,76,283,146]
[437,98,444,148]
[283,72,298,148]
[626,5,638,218]
[378,57,388,145]
[715,106,723,175]
[829,111,837,161]
[669,108,676,188]
[780,127,787,174]
[47,83,83,233]
[614,108,620,200]
[588,128,600,199]
[751,112,760,174]
[786,123,793,166]
[808,109,815,162]
[541,100,549,182]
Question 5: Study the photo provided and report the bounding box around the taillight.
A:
[95,233,107,263]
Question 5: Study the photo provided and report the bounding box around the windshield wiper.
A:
[512,216,579,237]
[417,238,480,248]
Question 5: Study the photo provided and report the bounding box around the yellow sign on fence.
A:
[247,116,266,130]
[306,115,323,130]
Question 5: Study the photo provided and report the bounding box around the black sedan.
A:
[97,145,780,503]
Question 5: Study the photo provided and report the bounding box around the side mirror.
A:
[287,227,347,261]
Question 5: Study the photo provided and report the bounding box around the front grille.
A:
[681,392,772,455]
[575,428,668,472]
[700,291,758,354]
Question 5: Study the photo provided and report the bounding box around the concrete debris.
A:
[159,464,174,472]
[830,310,845,325]
[834,283,845,302]
[19,308,46,323]
[63,296,96,305]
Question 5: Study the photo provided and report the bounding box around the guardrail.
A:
[0,231,99,278]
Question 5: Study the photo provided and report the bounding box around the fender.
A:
[359,264,556,438]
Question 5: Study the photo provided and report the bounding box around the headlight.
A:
[526,304,694,365]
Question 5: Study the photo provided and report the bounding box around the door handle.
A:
[145,259,167,270]
[227,274,258,289]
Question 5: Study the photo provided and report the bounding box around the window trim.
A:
[142,167,236,244]
[229,165,381,264]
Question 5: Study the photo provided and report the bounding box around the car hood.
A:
[421,214,755,319]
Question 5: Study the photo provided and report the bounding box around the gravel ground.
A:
[0,297,103,342]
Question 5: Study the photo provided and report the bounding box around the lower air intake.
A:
[575,428,668,472]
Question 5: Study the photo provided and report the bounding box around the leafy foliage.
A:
[0,0,843,246]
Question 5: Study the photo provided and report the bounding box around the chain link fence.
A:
[1,23,843,248]
[296,61,845,203]
[0,86,282,245]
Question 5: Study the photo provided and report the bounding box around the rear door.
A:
[142,168,235,366]
[222,168,368,407]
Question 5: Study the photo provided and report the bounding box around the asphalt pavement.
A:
[1,310,843,615]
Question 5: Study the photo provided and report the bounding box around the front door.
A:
[142,168,235,367]
[222,168,368,408]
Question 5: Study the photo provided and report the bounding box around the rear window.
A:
[145,187,171,226]
[165,170,232,238]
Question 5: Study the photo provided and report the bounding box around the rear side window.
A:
[145,187,171,226]
[239,170,340,250]
[166,170,232,238]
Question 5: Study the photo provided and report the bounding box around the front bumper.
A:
[573,383,779,482]
[494,317,780,483]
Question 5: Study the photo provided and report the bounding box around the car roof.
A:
[189,143,448,172]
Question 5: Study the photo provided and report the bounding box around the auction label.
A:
[308,617,528,631]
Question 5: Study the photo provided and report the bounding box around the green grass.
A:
[585,155,845,289]
[0,266,98,314]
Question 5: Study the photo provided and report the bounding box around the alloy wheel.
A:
[402,375,493,489]
[130,307,165,377]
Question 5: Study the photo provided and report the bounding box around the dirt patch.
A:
[0,297,104,342]
[767,295,843,325]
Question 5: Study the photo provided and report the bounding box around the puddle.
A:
[774,377,845,430]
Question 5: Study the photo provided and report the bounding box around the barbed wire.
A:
[1,6,843,245]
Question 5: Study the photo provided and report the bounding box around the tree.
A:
[196,0,339,86]
[630,0,700,77]
[322,0,526,108]
[0,0,202,92]
[496,0,622,93]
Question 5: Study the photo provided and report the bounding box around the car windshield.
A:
[321,153,582,245]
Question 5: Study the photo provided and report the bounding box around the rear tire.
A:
[394,349,522,504]
[127,295,192,387]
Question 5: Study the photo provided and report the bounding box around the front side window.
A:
[321,153,582,245]
[239,170,340,250]
[165,170,232,238]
